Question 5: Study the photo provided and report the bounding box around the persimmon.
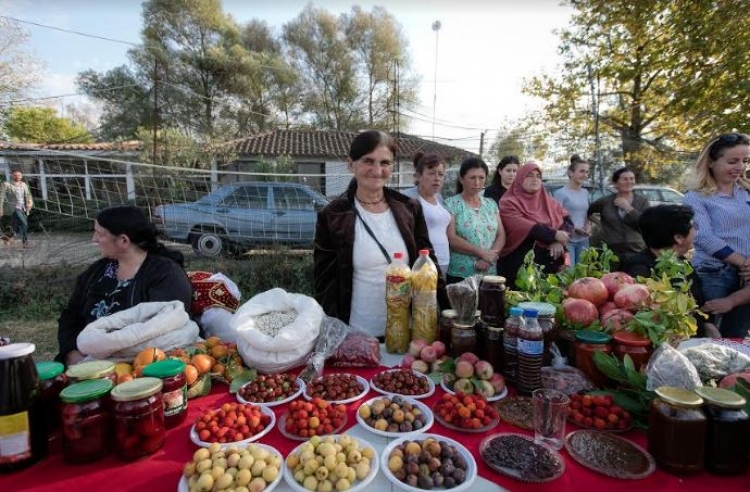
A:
[205,336,222,348]
[210,344,228,359]
[184,364,199,385]
[133,347,166,367]
[191,354,213,375]
[212,364,226,378]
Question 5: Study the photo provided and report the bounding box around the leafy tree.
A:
[523,0,750,181]
[135,126,235,168]
[4,106,92,143]
[488,128,526,163]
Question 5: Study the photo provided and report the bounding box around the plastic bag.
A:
[189,271,242,342]
[646,342,702,391]
[446,275,480,324]
[298,316,350,382]
[679,343,750,381]
[327,329,381,369]
[232,288,323,374]
[541,343,595,395]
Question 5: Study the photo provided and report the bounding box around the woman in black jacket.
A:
[56,205,192,365]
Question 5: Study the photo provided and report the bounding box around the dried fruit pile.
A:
[371,369,431,396]
[569,393,632,431]
[481,434,563,482]
[283,398,347,438]
[194,402,271,444]
[434,392,498,430]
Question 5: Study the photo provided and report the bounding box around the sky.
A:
[2,0,572,154]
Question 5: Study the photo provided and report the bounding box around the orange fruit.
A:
[212,363,226,377]
[205,336,222,349]
[193,342,208,353]
[133,347,166,368]
[191,354,213,375]
[134,365,146,377]
[184,364,199,385]
[210,344,228,359]
[117,373,134,385]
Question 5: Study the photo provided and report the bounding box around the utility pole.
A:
[587,63,603,193]
[479,131,486,157]
[431,20,441,140]
[152,58,160,165]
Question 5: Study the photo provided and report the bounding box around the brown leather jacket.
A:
[313,181,447,325]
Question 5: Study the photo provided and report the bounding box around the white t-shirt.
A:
[417,195,451,269]
[349,203,408,338]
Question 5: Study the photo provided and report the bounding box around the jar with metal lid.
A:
[111,377,165,461]
[612,331,653,371]
[450,323,477,358]
[695,386,749,475]
[485,325,504,374]
[439,310,457,354]
[475,315,487,360]
[0,343,47,472]
[518,301,557,365]
[36,361,67,441]
[142,359,187,428]
[479,275,506,327]
[574,330,612,388]
[60,378,114,464]
[65,360,117,386]
[648,386,706,474]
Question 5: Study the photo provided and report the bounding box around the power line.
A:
[0,15,137,46]
[0,83,143,106]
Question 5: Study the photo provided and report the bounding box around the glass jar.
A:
[142,359,188,428]
[648,387,706,475]
[479,275,506,327]
[0,343,48,472]
[486,326,504,374]
[60,378,114,464]
[450,323,477,358]
[612,331,652,371]
[574,330,612,388]
[439,310,457,354]
[475,316,487,361]
[65,360,117,386]
[111,377,165,462]
[695,386,749,475]
[519,302,557,366]
[36,361,67,442]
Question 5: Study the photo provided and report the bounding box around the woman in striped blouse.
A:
[683,133,750,337]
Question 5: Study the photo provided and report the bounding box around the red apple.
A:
[614,284,650,310]
[562,298,599,326]
[567,277,609,307]
[601,272,635,299]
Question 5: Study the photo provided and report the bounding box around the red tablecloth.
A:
[1,366,748,491]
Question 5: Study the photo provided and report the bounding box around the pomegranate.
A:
[473,360,494,380]
[600,309,635,333]
[599,301,618,318]
[454,360,475,378]
[431,341,447,358]
[567,277,609,306]
[420,345,437,363]
[601,272,635,299]
[456,352,479,365]
[614,284,650,310]
[408,339,429,357]
[562,298,599,326]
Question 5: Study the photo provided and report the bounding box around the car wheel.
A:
[191,231,224,257]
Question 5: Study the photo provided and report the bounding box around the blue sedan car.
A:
[153,181,329,256]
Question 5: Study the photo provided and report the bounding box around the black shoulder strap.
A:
[351,201,392,264]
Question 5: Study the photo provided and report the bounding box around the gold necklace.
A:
[355,194,385,205]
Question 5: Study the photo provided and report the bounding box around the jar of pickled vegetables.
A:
[110,377,165,461]
[36,361,67,441]
[65,360,117,386]
[60,378,114,464]
[142,359,187,428]
[695,386,749,475]
[648,386,706,475]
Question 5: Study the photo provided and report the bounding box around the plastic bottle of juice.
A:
[516,308,543,395]
[503,307,524,384]
[385,252,412,354]
[411,249,438,343]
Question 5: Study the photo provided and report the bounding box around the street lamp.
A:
[432,20,441,139]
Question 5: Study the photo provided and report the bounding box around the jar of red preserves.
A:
[695,386,750,475]
[35,361,66,441]
[648,386,706,475]
[574,330,612,388]
[142,359,187,428]
[65,360,117,386]
[612,331,652,371]
[110,377,165,461]
[60,378,114,464]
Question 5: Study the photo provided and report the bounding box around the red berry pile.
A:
[238,373,300,403]
[305,373,364,401]
[194,402,270,443]
[284,398,347,438]
[434,392,498,430]
[569,393,632,431]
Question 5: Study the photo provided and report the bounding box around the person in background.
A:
[56,205,192,366]
[313,131,446,339]
[401,152,451,275]
[484,155,520,204]
[587,167,650,268]
[444,157,505,283]
[622,204,720,338]
[554,155,591,265]
[1,169,34,247]
[683,133,750,337]
[498,162,573,289]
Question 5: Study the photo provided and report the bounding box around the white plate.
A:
[370,369,436,399]
[277,410,348,441]
[355,396,434,437]
[177,442,284,492]
[381,433,477,492]
[189,404,276,449]
[236,377,305,407]
[283,434,379,492]
[303,374,370,405]
[440,378,508,402]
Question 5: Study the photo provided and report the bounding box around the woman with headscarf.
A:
[498,162,573,289]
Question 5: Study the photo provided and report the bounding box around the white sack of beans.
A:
[231,288,323,373]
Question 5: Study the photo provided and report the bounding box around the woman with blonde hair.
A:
[683,133,750,337]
